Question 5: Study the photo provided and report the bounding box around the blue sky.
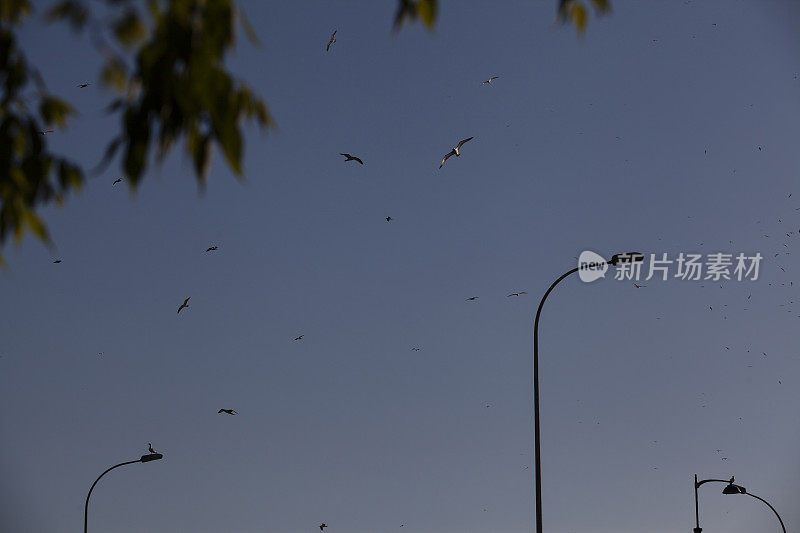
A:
[1,1,799,532]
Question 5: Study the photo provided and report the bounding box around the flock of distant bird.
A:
[30,25,797,528]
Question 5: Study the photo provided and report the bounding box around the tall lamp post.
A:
[693,474,786,533]
[532,252,644,533]
[84,453,163,533]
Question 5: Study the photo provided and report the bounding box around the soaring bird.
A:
[507,291,527,297]
[320,524,328,531]
[480,76,499,86]
[177,297,190,314]
[326,30,337,51]
[148,443,156,454]
[218,409,238,415]
[439,137,473,169]
[113,178,123,185]
[294,335,304,341]
[205,246,218,252]
[53,259,62,264]
[39,130,54,135]
[466,296,479,301]
[77,83,90,88]
[386,216,392,222]
[411,347,421,351]
[340,153,363,164]
[633,283,646,288]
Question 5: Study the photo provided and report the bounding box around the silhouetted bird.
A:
[206,246,218,252]
[39,130,54,135]
[77,83,90,88]
[340,153,363,164]
[113,178,123,185]
[320,524,327,531]
[177,297,190,314]
[386,216,392,222]
[218,409,238,415]
[507,291,527,297]
[466,296,479,301]
[53,259,62,263]
[148,443,156,454]
[439,137,473,169]
[294,335,304,341]
[411,347,421,351]
[633,283,646,288]
[326,31,336,51]
[480,76,499,86]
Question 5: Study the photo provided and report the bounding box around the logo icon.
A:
[578,251,608,282]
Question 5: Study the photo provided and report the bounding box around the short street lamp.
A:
[693,474,786,533]
[84,453,163,533]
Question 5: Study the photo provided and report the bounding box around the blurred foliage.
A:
[2,0,608,263]
[0,0,272,263]
[557,0,611,34]
[392,0,611,34]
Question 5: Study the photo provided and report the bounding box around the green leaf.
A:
[101,56,129,91]
[591,0,612,15]
[571,4,587,33]
[44,1,88,31]
[1,0,32,24]
[236,4,260,46]
[39,96,75,126]
[22,209,49,242]
[417,0,437,29]
[113,9,146,47]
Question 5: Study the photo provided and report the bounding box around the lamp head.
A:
[723,483,746,495]
[609,252,644,265]
[140,453,163,463]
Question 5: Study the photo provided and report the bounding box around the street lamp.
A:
[722,482,786,533]
[693,474,786,533]
[84,453,163,533]
[532,252,643,533]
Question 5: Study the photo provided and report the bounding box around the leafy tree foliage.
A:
[0,0,272,263]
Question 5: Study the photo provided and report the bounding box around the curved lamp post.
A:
[532,252,643,533]
[693,474,786,533]
[84,453,163,533]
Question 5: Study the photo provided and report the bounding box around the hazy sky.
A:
[2,1,799,533]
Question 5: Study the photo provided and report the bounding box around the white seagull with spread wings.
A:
[439,137,473,169]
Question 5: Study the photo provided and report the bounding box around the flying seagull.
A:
[218,409,238,415]
[294,335,304,341]
[320,524,328,531]
[177,297,190,314]
[480,76,499,86]
[633,283,646,288]
[411,347,421,351]
[53,259,62,263]
[205,246,218,252]
[386,216,392,222]
[439,137,473,169]
[466,296,479,301]
[507,291,527,297]
[326,30,336,51]
[39,130,54,135]
[77,83,90,88]
[113,178,123,185]
[148,442,156,454]
[340,153,363,164]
